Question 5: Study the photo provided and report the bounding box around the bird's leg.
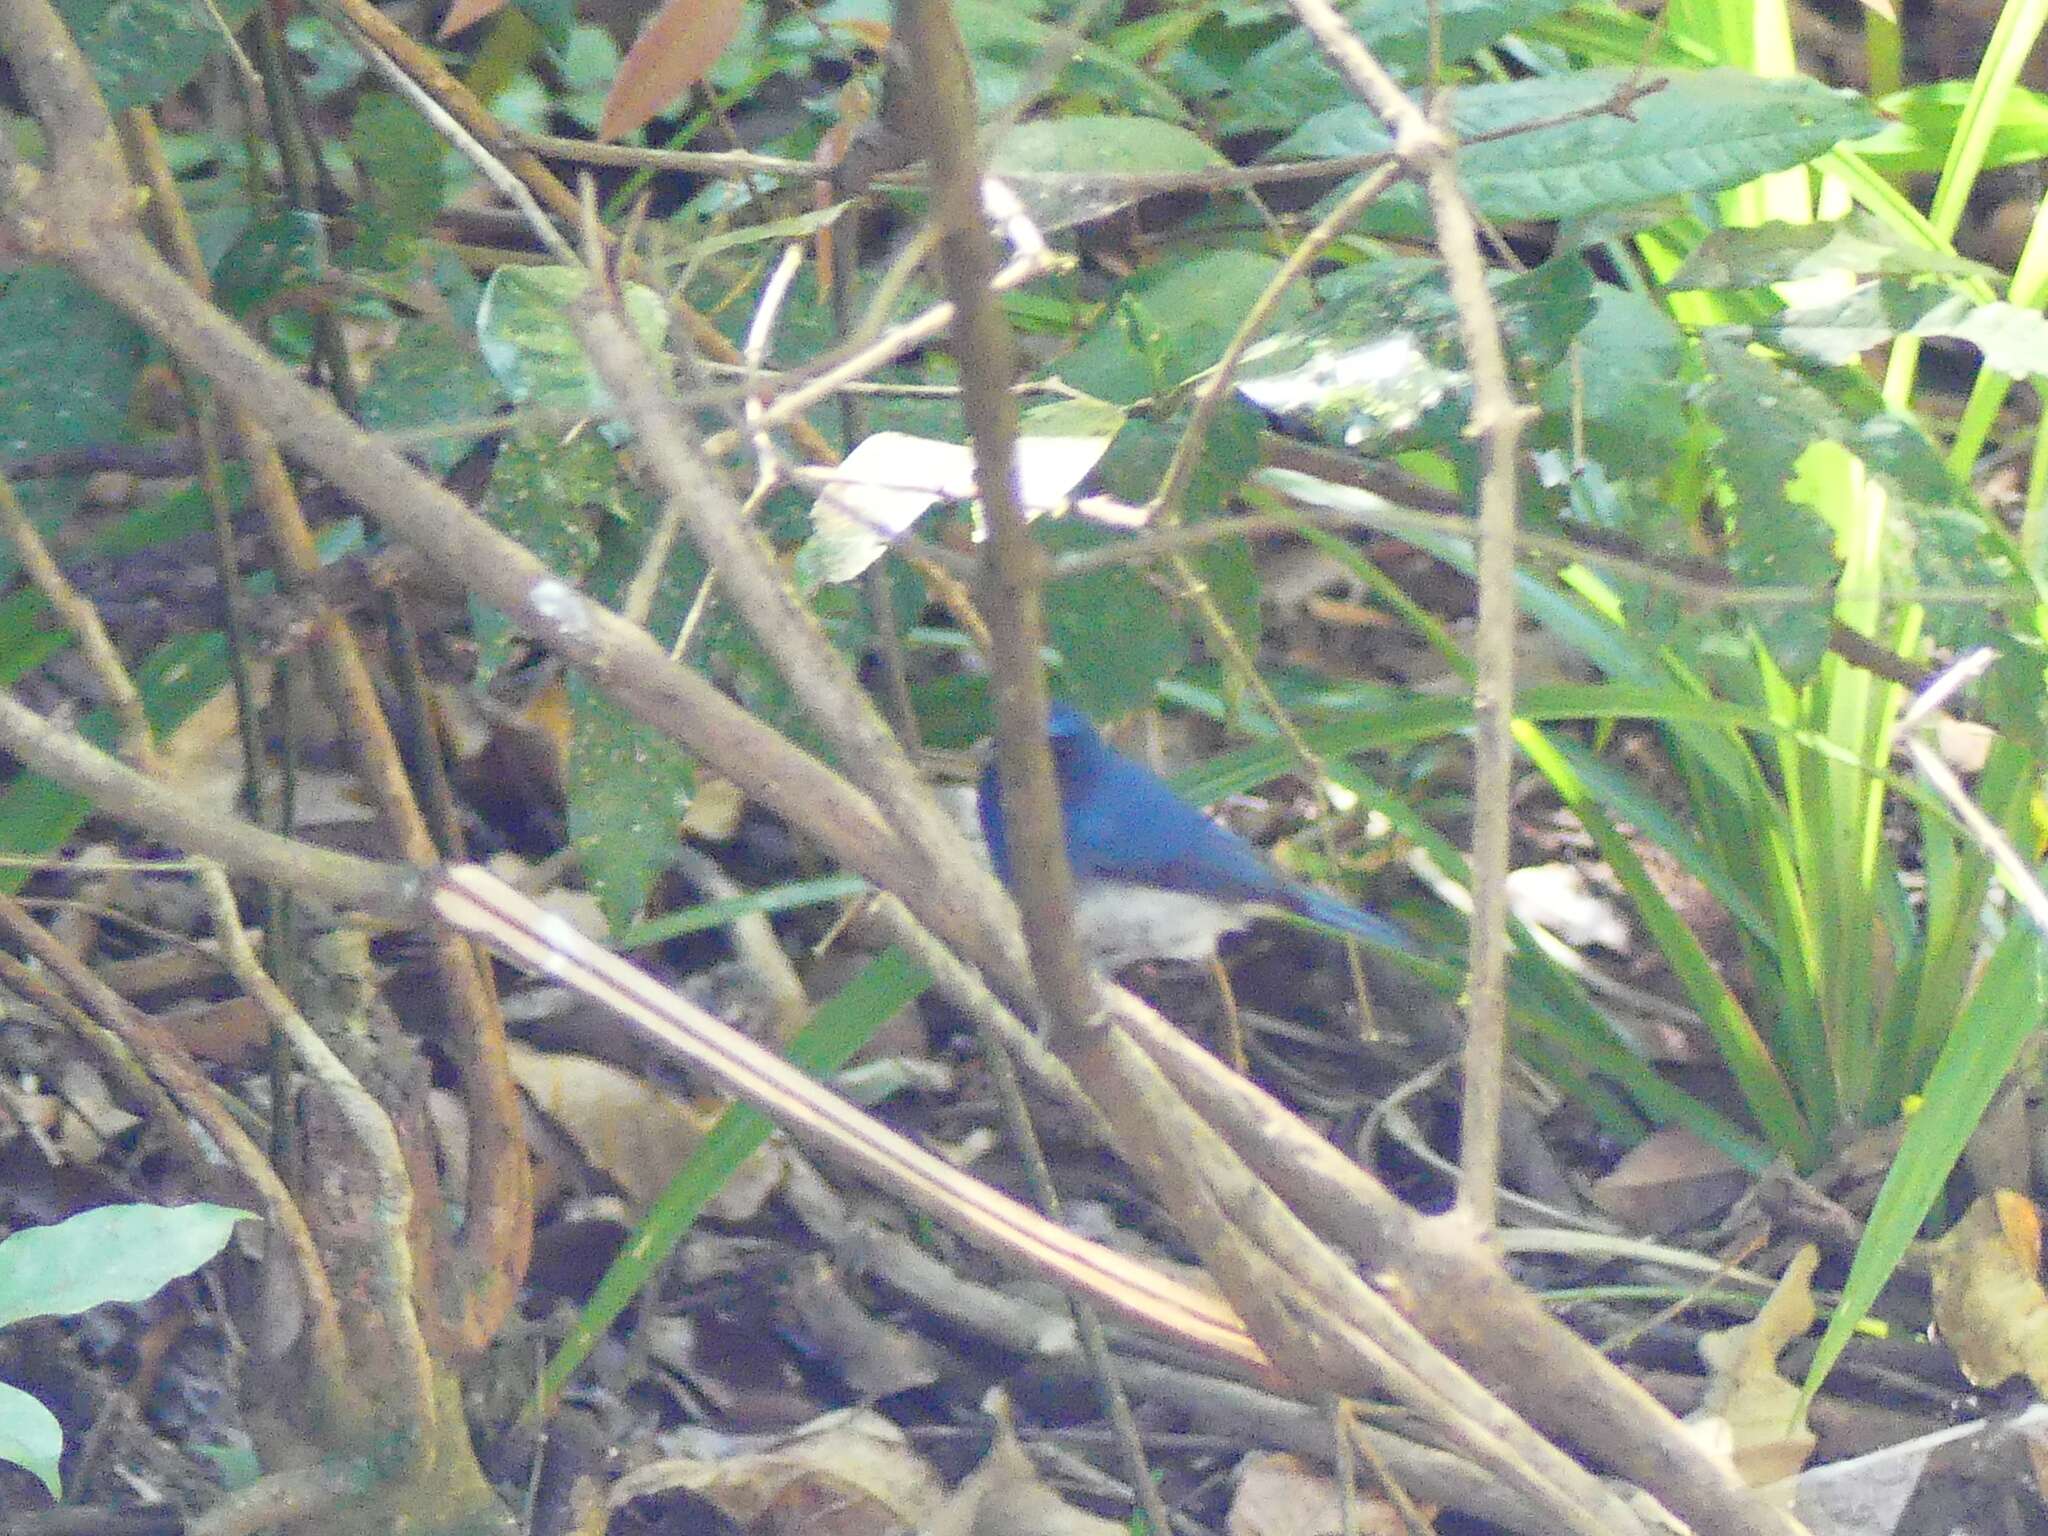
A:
[1209,953,1249,1075]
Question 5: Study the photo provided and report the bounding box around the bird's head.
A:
[1044,702,1106,783]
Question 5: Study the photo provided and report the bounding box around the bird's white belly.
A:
[1074,881,1248,969]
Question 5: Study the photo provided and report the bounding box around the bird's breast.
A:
[1073,881,1249,970]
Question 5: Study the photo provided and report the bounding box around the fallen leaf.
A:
[1931,1190,2048,1393]
[1689,1243,1819,1488]
[1593,1125,1749,1234]
[509,1043,783,1219]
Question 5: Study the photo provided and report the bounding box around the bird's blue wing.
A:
[1063,751,1291,905]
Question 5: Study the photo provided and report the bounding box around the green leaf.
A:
[358,323,504,477]
[211,210,328,321]
[1697,337,2001,675]
[1060,249,1310,405]
[1044,523,1188,715]
[1239,255,1594,454]
[0,1382,62,1498]
[565,672,695,933]
[0,1203,251,1330]
[54,0,265,111]
[472,428,617,680]
[1669,212,2003,289]
[476,266,670,446]
[1804,921,2046,1397]
[1743,282,2048,377]
[1274,69,1882,225]
[0,267,148,484]
[991,116,1226,229]
[1211,0,1580,130]
[1857,81,2048,175]
[348,93,450,268]
[1538,283,1686,482]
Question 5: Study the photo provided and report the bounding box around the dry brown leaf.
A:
[1689,1243,1820,1489]
[599,0,748,142]
[610,1408,943,1534]
[1592,1125,1749,1234]
[924,1402,1125,1536]
[781,1256,943,1400]
[508,1041,783,1218]
[1931,1189,2048,1393]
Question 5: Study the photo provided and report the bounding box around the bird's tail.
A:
[1286,886,1413,952]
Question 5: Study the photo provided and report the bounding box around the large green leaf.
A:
[347,93,450,269]
[358,323,505,478]
[990,116,1226,229]
[1059,249,1311,405]
[1272,69,1882,224]
[1740,281,2048,377]
[1237,255,1594,454]
[54,0,265,111]
[476,266,669,446]
[565,672,696,933]
[1536,282,1687,482]
[1211,0,1581,130]
[0,267,148,538]
[1044,521,1188,716]
[1697,337,2000,676]
[0,1203,251,1329]
[0,1384,61,1497]
[1670,212,2002,288]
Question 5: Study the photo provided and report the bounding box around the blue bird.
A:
[978,703,1407,969]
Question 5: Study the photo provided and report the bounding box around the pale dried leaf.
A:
[508,1043,783,1219]
[1690,1244,1819,1488]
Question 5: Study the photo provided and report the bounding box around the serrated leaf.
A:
[358,324,504,477]
[54,0,265,111]
[476,266,670,446]
[1061,249,1311,405]
[565,672,695,933]
[991,116,1226,229]
[1671,212,2002,289]
[1213,0,1579,130]
[0,1383,62,1497]
[0,1203,251,1330]
[1273,69,1881,225]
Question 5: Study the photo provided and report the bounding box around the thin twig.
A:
[1281,0,1535,1232]
[0,474,159,774]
